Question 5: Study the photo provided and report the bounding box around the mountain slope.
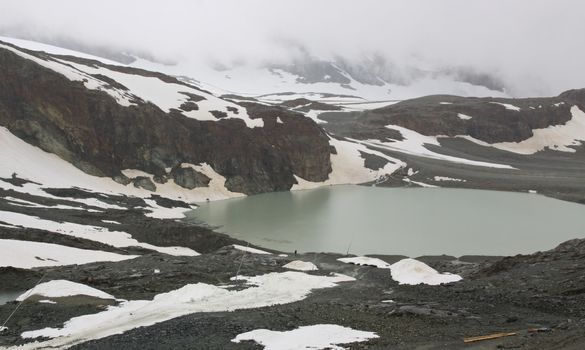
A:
[318,92,585,202]
[0,36,507,102]
[0,37,584,206]
[0,40,333,199]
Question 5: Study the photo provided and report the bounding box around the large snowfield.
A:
[13,272,355,349]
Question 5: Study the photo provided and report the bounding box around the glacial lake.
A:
[187,186,585,257]
[0,291,22,305]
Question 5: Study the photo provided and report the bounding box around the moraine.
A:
[188,186,585,257]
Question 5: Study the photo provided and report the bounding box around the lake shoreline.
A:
[187,186,585,257]
[1,186,584,349]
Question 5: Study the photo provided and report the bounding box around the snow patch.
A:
[4,197,99,212]
[20,272,355,348]
[490,102,521,111]
[404,178,438,188]
[369,126,514,169]
[0,211,198,256]
[17,280,115,301]
[0,239,136,269]
[232,324,378,350]
[283,260,318,271]
[433,176,466,182]
[338,256,461,286]
[0,127,241,204]
[390,258,462,285]
[0,36,122,65]
[233,244,271,254]
[457,113,472,120]
[456,106,585,154]
[338,256,391,269]
[123,163,245,204]
[292,138,404,190]
[1,42,262,128]
[141,199,191,219]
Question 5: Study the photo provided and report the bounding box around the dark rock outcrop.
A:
[133,177,156,191]
[170,167,211,189]
[376,95,573,143]
[280,98,342,111]
[322,94,577,144]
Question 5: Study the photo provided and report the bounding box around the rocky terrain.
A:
[0,185,584,349]
[319,92,585,204]
[1,37,585,350]
[0,40,331,195]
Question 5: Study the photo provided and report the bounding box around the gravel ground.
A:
[1,183,584,349]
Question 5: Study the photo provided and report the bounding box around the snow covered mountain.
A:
[131,54,510,102]
[0,36,508,102]
[1,36,585,206]
[0,35,426,221]
[1,35,585,350]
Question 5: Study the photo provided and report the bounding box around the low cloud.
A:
[0,0,583,96]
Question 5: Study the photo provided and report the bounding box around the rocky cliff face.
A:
[366,96,571,143]
[0,43,332,195]
[350,94,576,143]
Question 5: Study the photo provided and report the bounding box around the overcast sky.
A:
[0,0,583,96]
